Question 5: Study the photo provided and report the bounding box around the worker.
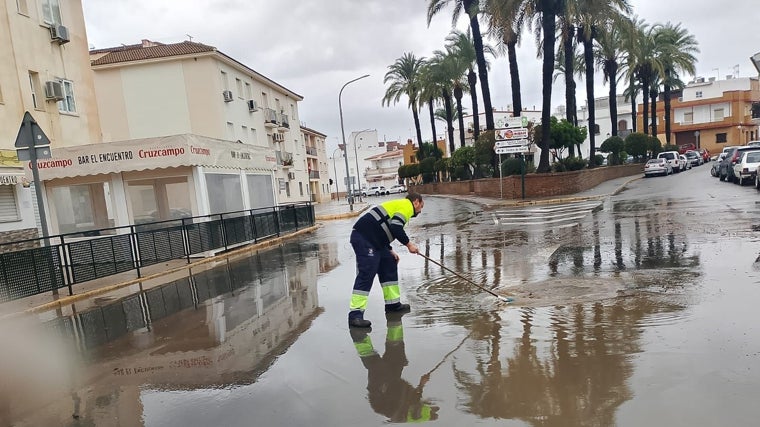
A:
[348,192,424,328]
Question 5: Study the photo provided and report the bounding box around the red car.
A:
[698,148,711,162]
[678,143,697,154]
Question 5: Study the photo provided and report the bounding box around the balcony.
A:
[264,108,278,128]
[309,170,320,179]
[306,146,318,156]
[279,113,290,131]
[276,150,293,168]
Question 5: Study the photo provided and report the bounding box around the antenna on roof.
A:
[186,34,193,42]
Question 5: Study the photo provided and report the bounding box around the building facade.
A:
[638,76,760,153]
[0,0,102,242]
[301,126,330,203]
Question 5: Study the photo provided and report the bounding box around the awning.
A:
[23,134,278,181]
[0,171,24,186]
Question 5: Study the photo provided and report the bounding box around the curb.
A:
[2,225,320,319]
[316,204,370,221]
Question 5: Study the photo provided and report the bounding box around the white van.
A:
[657,151,682,172]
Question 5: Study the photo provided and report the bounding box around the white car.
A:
[362,186,388,196]
[734,150,760,185]
[644,158,672,177]
[657,151,682,173]
[388,184,406,194]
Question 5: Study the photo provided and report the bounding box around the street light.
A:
[339,74,370,211]
[331,147,342,201]
[352,128,372,199]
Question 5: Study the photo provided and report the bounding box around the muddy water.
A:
[4,171,760,426]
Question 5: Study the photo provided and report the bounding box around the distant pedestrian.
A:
[348,192,424,328]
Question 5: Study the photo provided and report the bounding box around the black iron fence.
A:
[0,203,314,303]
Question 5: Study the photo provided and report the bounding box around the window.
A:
[16,0,29,16]
[299,182,303,196]
[41,0,62,25]
[28,71,42,110]
[235,78,243,99]
[205,174,243,214]
[696,91,703,99]
[241,125,248,142]
[52,183,114,234]
[245,82,252,100]
[226,122,234,140]
[713,108,724,121]
[220,71,229,91]
[0,186,20,222]
[716,133,728,143]
[593,124,600,135]
[57,79,76,113]
[250,128,257,143]
[683,112,693,123]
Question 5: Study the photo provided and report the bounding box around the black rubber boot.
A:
[348,318,372,328]
[385,303,411,314]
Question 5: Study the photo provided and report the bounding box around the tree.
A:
[652,22,699,144]
[534,0,563,173]
[446,29,491,140]
[428,50,458,156]
[427,0,495,130]
[383,53,425,157]
[599,135,625,164]
[594,19,627,137]
[484,0,525,116]
[624,132,648,160]
[450,145,477,180]
[418,62,442,158]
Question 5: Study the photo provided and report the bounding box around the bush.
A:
[593,154,605,166]
[501,158,525,176]
[552,156,588,172]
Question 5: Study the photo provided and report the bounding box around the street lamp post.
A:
[332,147,341,201]
[339,74,370,211]
[352,128,372,200]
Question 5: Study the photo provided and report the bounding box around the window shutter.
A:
[0,186,20,221]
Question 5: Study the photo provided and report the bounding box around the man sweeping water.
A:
[347,192,424,329]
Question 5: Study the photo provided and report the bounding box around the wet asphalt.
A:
[3,163,760,426]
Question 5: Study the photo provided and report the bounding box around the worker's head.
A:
[406,193,424,217]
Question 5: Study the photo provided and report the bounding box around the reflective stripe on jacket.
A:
[352,198,414,249]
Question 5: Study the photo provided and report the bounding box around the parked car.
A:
[746,140,760,147]
[678,143,697,154]
[711,159,721,177]
[719,146,760,182]
[362,186,388,197]
[684,151,703,166]
[679,154,692,170]
[388,184,406,194]
[657,151,682,173]
[699,148,711,162]
[644,158,672,177]
[732,150,760,185]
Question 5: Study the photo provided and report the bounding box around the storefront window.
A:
[52,183,113,234]
[206,173,243,214]
[127,177,192,224]
[246,174,274,209]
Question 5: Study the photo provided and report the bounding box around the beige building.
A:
[301,126,330,203]
[0,0,101,241]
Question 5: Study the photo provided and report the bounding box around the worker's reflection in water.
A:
[350,313,439,423]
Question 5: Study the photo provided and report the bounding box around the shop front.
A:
[26,134,278,236]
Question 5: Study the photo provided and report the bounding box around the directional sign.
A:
[495,127,529,141]
[495,146,529,154]
[495,139,529,148]
[496,116,529,129]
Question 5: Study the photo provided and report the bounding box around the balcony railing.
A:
[264,108,278,127]
[309,170,320,179]
[279,113,290,130]
[306,146,318,156]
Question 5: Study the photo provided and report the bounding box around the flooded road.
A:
[4,166,760,426]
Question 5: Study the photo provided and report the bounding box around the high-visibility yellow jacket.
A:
[352,198,414,250]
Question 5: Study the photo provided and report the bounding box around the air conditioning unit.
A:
[222,90,233,102]
[50,25,70,44]
[287,172,296,180]
[44,80,64,101]
[247,99,258,112]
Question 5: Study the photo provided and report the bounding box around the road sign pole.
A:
[520,154,526,199]
[499,153,503,199]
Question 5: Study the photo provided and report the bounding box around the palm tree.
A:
[533,0,563,173]
[484,0,526,117]
[557,7,578,126]
[418,62,443,157]
[594,19,628,137]
[427,0,495,130]
[625,18,663,136]
[383,53,425,158]
[652,22,699,144]
[428,51,458,155]
[445,30,485,140]
[574,0,632,166]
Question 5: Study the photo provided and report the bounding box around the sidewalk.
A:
[315,175,641,218]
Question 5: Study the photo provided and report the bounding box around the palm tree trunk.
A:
[536,2,556,173]
[630,75,637,133]
[641,74,650,135]
[413,106,423,160]
[467,6,494,130]
[563,24,577,126]
[442,89,455,156]
[650,87,658,138]
[507,39,522,116]
[584,37,596,167]
[608,62,618,137]
[428,98,437,157]
[455,87,466,148]
[468,69,479,140]
[664,83,672,144]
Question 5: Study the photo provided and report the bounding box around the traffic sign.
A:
[14,112,51,148]
[495,146,529,154]
[495,127,529,141]
[497,116,528,129]
[494,139,529,148]
[17,146,52,161]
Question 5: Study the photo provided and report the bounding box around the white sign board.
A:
[495,128,529,141]
[494,139,530,148]
[497,116,528,129]
[495,146,529,154]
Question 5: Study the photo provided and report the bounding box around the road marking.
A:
[491,201,602,228]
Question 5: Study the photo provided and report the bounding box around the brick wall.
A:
[411,164,643,199]
[0,228,40,253]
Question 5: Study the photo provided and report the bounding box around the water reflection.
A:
[453,297,685,424]
[21,242,322,426]
[349,315,439,423]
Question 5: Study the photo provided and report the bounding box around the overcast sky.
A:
[83,0,759,151]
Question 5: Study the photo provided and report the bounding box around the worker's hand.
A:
[391,250,400,263]
[406,242,419,254]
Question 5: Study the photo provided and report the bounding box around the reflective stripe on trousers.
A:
[349,230,399,319]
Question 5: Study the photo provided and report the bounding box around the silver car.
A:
[733,150,760,185]
[644,158,672,177]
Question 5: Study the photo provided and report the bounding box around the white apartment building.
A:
[577,94,634,157]
[364,149,404,188]
[329,130,392,196]
[0,0,102,242]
